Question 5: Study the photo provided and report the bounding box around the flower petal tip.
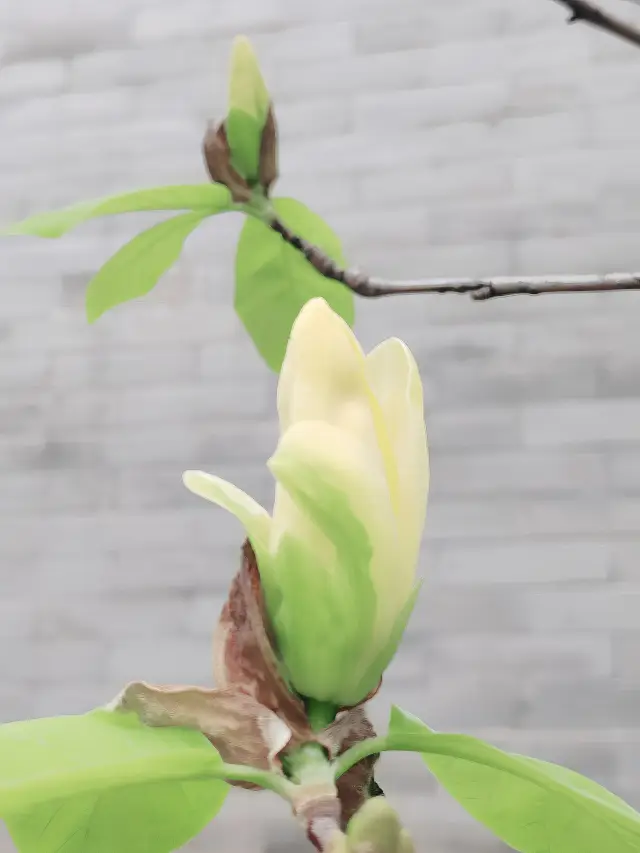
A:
[182,469,203,492]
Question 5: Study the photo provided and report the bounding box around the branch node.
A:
[470,285,495,301]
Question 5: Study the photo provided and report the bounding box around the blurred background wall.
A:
[1,0,640,850]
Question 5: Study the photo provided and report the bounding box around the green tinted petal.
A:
[182,471,272,574]
[269,532,346,701]
[353,584,420,701]
[268,432,377,628]
[267,439,381,705]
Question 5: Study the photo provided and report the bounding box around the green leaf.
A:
[234,197,355,372]
[387,706,640,853]
[388,706,431,738]
[85,210,209,322]
[2,184,231,238]
[0,708,229,853]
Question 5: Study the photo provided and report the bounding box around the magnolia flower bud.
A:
[325,832,350,853]
[203,36,278,197]
[183,298,429,708]
[227,36,276,188]
[397,829,416,853]
[347,798,401,853]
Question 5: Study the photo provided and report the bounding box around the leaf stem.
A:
[241,189,273,222]
[333,733,443,780]
[214,761,296,799]
[333,736,391,780]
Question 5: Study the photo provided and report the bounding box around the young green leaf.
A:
[85,210,210,322]
[234,198,355,372]
[0,708,229,853]
[387,706,640,853]
[2,184,231,239]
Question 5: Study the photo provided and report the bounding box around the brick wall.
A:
[1,0,640,850]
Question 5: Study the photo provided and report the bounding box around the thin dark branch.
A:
[269,217,640,301]
[551,0,640,48]
[466,274,640,300]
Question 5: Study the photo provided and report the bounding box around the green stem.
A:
[333,736,391,780]
[242,190,272,222]
[214,761,296,799]
[306,698,339,732]
[286,742,341,847]
[286,742,334,786]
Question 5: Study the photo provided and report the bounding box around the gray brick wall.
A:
[1,0,640,851]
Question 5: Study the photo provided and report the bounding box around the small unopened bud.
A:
[226,35,276,189]
[202,121,252,203]
[347,798,402,853]
[397,829,415,853]
[228,36,270,134]
[204,37,278,198]
[325,831,350,853]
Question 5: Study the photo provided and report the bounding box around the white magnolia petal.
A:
[278,298,367,431]
[366,338,429,565]
[277,298,399,512]
[269,420,391,551]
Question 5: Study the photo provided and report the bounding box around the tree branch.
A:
[270,217,640,301]
[266,1,640,303]
[551,0,640,48]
